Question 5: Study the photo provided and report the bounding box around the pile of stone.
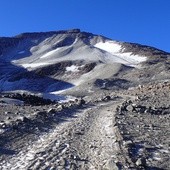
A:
[115,95,170,169]
[1,93,55,105]
[118,100,170,115]
[0,97,86,135]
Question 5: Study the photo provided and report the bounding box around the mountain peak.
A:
[0,29,170,93]
[14,29,81,39]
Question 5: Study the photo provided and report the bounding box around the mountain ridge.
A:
[0,29,170,54]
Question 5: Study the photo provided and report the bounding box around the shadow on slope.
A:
[0,148,16,155]
[0,30,90,93]
[0,61,74,93]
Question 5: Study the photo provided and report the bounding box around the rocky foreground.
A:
[0,81,169,170]
[115,81,170,169]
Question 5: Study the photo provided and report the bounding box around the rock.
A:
[105,159,119,170]
[57,104,65,110]
[20,116,30,123]
[75,131,84,135]
[0,122,6,128]
[120,105,126,112]
[103,95,111,101]
[89,144,93,148]
[126,105,134,112]
[127,100,133,104]
[36,111,47,117]
[67,102,74,107]
[70,162,77,170]
[59,158,66,166]
[78,99,86,105]
[6,116,11,120]
[75,98,79,102]
[15,112,19,115]
[116,106,120,112]
[123,140,133,147]
[47,108,56,113]
[134,105,147,113]
[135,158,146,167]
[5,111,11,115]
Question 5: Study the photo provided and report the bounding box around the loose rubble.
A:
[0,82,169,170]
[115,82,170,169]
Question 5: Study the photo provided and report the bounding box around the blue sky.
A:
[0,0,170,52]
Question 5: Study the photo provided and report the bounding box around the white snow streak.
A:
[94,41,147,65]
[66,65,79,72]
[40,48,60,59]
[94,41,122,53]
[21,63,50,68]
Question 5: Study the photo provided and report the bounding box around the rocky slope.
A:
[0,29,170,170]
[0,29,169,94]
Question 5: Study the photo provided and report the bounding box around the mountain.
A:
[0,29,170,169]
[0,29,169,101]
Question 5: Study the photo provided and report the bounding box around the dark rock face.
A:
[121,42,170,57]
[2,93,55,106]
[34,61,96,77]
[94,78,131,90]
[102,95,111,101]
[34,61,74,77]
[118,98,170,115]
[121,42,170,69]
[14,29,81,39]
[0,29,81,55]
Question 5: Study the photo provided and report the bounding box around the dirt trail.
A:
[0,98,125,170]
[68,102,120,170]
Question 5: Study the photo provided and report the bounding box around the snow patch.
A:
[66,65,79,72]
[94,41,147,66]
[94,41,122,53]
[41,92,76,103]
[20,63,50,68]
[11,60,50,69]
[40,48,61,59]
[115,52,147,64]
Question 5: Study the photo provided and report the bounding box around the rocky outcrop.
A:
[1,93,54,105]
[115,82,170,169]
[0,29,80,55]
[121,41,170,58]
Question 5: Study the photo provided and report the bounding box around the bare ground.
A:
[0,83,169,170]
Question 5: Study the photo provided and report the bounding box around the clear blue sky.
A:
[0,0,170,52]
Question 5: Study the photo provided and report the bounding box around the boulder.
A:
[126,105,134,112]
[57,104,65,110]
[103,95,111,101]
[47,108,56,113]
[77,99,86,105]
[135,158,146,167]
[36,111,48,118]
[105,159,119,170]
